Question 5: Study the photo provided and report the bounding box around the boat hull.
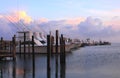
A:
[16,44,74,54]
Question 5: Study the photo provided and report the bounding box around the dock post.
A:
[4,41,6,50]
[32,36,35,78]
[28,40,30,54]
[62,35,66,66]
[24,32,26,57]
[10,41,12,54]
[55,30,59,78]
[60,35,63,78]
[47,35,51,78]
[12,35,16,61]
[60,34,66,78]
[63,39,66,66]
[1,37,3,50]
[19,40,21,54]
[51,36,54,55]
[63,39,66,78]
[12,35,16,78]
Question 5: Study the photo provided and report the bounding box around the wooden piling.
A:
[0,37,3,50]
[24,32,26,56]
[51,36,54,54]
[4,42,6,50]
[19,40,21,54]
[60,35,62,78]
[55,30,59,78]
[63,39,66,65]
[60,34,66,78]
[47,35,51,78]
[60,34,64,62]
[32,36,35,78]
[10,41,12,54]
[12,35,16,61]
[28,40,30,54]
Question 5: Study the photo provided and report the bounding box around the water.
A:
[1,44,120,78]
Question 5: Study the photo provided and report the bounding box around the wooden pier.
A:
[0,30,73,78]
[0,36,16,60]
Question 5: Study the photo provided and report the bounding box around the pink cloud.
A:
[39,18,48,23]
[0,15,3,18]
[65,17,85,25]
[103,16,120,30]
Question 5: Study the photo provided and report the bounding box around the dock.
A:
[0,36,16,60]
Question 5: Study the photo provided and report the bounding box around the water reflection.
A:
[0,69,3,78]
[12,61,16,78]
[60,62,66,78]
[1,44,120,78]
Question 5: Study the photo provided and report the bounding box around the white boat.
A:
[16,31,76,54]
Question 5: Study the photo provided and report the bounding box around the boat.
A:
[16,31,77,54]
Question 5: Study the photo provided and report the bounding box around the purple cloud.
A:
[0,14,120,42]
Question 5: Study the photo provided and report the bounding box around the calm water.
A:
[1,44,120,78]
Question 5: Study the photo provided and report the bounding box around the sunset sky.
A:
[0,0,120,42]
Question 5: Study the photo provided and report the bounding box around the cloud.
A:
[0,11,120,42]
[0,17,14,39]
[104,16,120,30]
[0,15,3,18]
[39,17,120,42]
[64,17,85,25]
[3,11,33,24]
[39,18,48,23]
[17,11,32,24]
[74,17,120,41]
[0,11,36,39]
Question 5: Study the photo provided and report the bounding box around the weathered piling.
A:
[32,36,35,78]
[19,40,21,54]
[55,30,59,78]
[63,39,66,78]
[4,41,6,50]
[60,35,63,78]
[10,41,12,54]
[47,35,51,78]
[12,35,16,61]
[0,37,3,50]
[28,40,30,54]
[24,32,26,57]
[62,36,66,66]
[60,34,66,78]
[51,36,54,54]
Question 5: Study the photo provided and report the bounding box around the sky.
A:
[0,0,120,42]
